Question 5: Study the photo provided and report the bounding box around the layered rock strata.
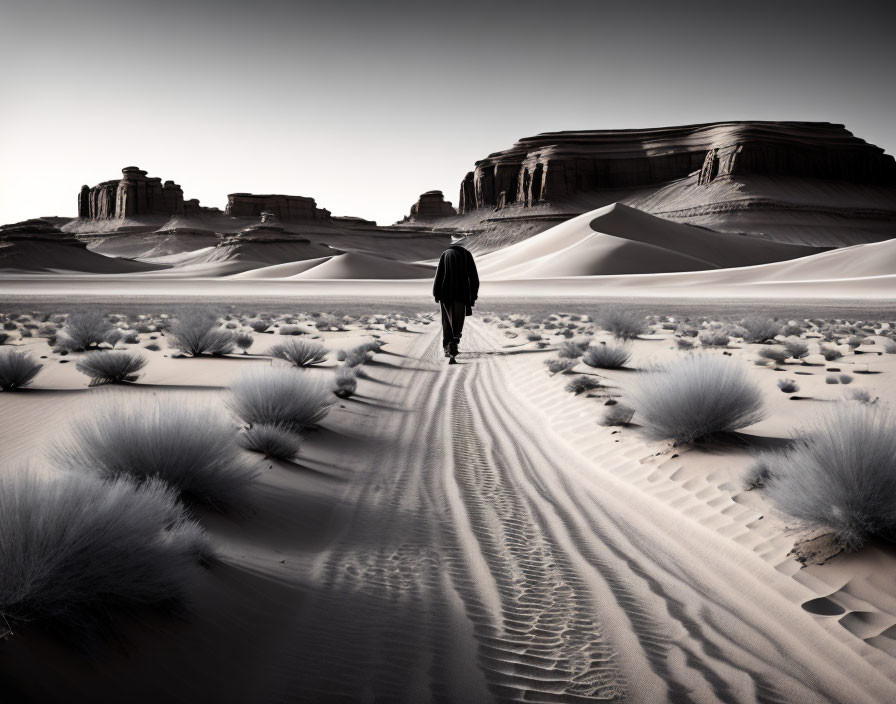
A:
[458,122,896,212]
[78,166,199,219]
[225,194,331,221]
[405,191,456,221]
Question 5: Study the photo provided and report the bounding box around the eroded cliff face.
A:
[458,122,896,212]
[225,194,330,221]
[77,167,212,220]
[403,191,457,222]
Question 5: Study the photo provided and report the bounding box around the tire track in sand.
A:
[261,318,896,703]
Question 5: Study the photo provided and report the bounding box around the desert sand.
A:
[1,308,895,702]
[1,168,895,702]
[2,202,894,300]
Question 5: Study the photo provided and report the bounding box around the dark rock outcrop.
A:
[404,191,456,221]
[225,194,331,221]
[458,122,896,212]
[78,167,199,219]
[0,218,68,240]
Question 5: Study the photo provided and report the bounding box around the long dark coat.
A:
[433,245,479,315]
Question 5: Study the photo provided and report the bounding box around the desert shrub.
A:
[565,376,601,395]
[600,403,634,427]
[882,338,896,354]
[676,337,695,350]
[699,330,731,348]
[545,358,576,374]
[229,366,333,433]
[0,332,10,345]
[527,333,543,342]
[557,339,588,359]
[58,311,113,351]
[278,325,306,336]
[1,321,16,331]
[596,305,645,340]
[0,349,43,391]
[847,388,876,404]
[820,345,843,361]
[758,346,790,364]
[144,342,161,352]
[628,354,766,443]
[781,337,809,359]
[333,365,358,399]
[781,322,805,337]
[168,309,235,356]
[344,346,372,367]
[846,335,863,348]
[235,332,254,353]
[75,350,147,385]
[826,375,839,385]
[764,404,896,551]
[839,374,854,385]
[740,316,782,343]
[777,378,799,393]
[269,338,328,367]
[56,395,258,509]
[316,314,341,331]
[122,331,139,345]
[237,424,301,460]
[582,342,631,369]
[248,319,270,333]
[743,453,776,489]
[0,471,209,632]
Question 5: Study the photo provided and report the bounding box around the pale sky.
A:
[1,0,894,225]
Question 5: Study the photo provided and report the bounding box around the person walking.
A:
[433,243,479,364]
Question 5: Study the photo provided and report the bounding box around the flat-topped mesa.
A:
[78,166,196,219]
[458,121,896,212]
[405,191,457,221]
[225,194,331,221]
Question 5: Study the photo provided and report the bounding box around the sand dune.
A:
[477,203,821,279]
[132,240,338,277]
[291,250,433,279]
[229,256,333,279]
[743,236,896,281]
[0,239,164,274]
[88,228,221,259]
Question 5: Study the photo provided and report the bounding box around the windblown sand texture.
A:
[1,310,895,702]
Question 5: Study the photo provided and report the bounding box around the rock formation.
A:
[457,122,896,212]
[225,194,331,221]
[0,218,72,241]
[404,191,456,221]
[78,167,200,219]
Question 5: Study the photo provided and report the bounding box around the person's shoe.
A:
[448,340,459,357]
[448,356,458,365]
[443,345,451,358]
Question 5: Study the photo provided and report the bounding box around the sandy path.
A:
[256,320,896,703]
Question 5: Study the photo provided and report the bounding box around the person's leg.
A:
[452,301,466,341]
[447,301,465,357]
[440,302,453,355]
